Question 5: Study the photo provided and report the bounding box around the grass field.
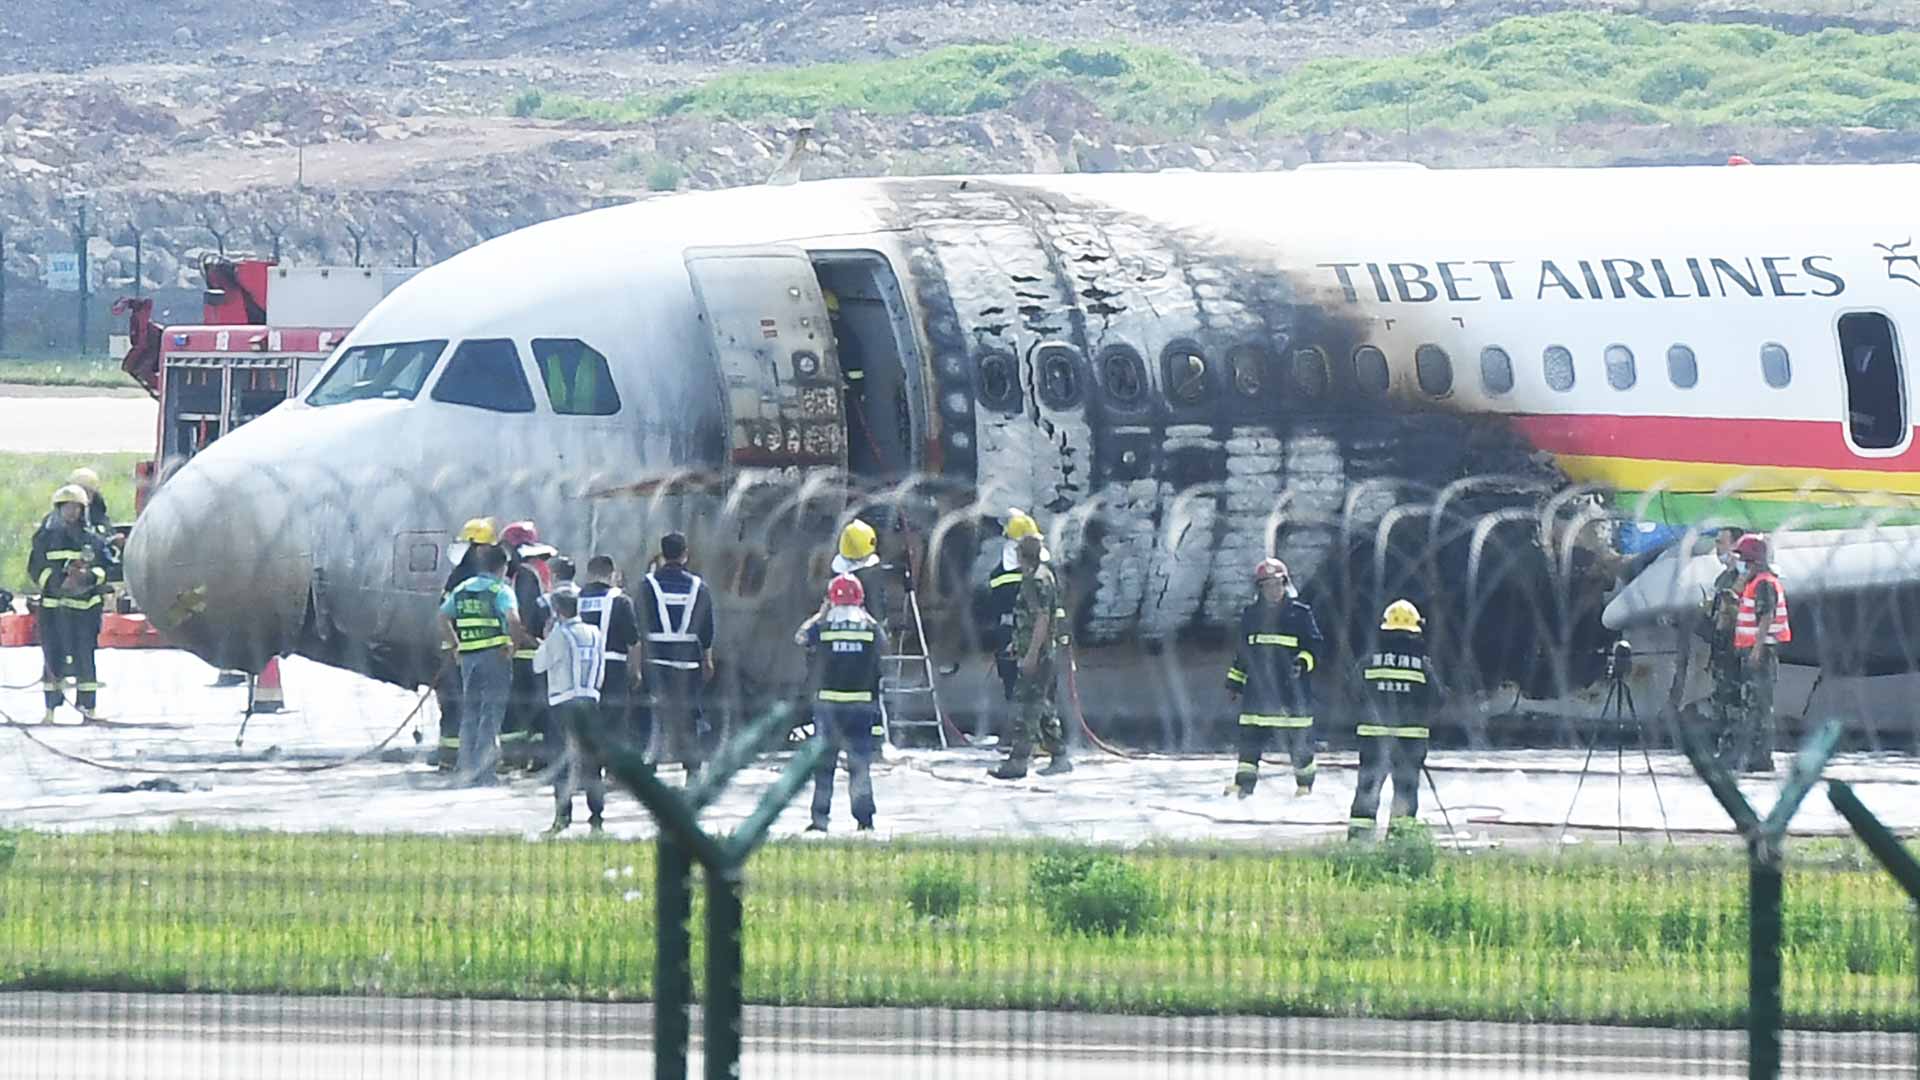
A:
[0,828,1911,1029]
[0,453,140,593]
[519,13,1920,137]
[0,356,134,389]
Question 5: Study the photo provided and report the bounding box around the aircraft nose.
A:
[126,456,312,671]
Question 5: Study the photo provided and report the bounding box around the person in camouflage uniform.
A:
[1697,527,1746,765]
[989,534,1071,779]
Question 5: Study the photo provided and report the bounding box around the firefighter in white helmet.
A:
[1224,558,1324,797]
[29,485,111,722]
[1350,599,1438,841]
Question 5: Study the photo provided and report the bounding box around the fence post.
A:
[73,200,92,355]
[1,223,8,356]
[598,703,821,1080]
[1680,718,1841,1080]
[1826,779,1920,1080]
[655,835,693,1080]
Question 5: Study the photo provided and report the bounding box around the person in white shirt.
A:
[533,587,608,835]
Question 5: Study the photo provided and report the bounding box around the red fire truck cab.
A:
[119,256,416,510]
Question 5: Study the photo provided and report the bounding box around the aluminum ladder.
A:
[878,576,950,748]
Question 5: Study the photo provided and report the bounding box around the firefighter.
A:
[1731,534,1789,774]
[795,573,887,832]
[1350,599,1438,841]
[578,554,644,758]
[534,587,608,835]
[500,520,556,770]
[830,517,889,624]
[29,484,110,722]
[976,510,1045,710]
[433,517,499,769]
[1223,558,1324,798]
[65,467,122,583]
[1696,526,1746,764]
[636,532,715,778]
[988,534,1071,779]
[437,542,528,785]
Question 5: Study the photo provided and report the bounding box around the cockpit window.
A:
[430,339,536,413]
[306,340,447,406]
[534,339,622,416]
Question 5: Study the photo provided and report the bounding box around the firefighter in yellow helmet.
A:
[976,509,1048,716]
[829,517,888,623]
[1350,599,1438,841]
[432,517,502,768]
[29,485,110,722]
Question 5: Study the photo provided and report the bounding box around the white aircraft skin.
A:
[124,165,1920,730]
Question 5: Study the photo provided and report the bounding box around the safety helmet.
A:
[827,573,865,608]
[838,519,877,561]
[51,484,88,508]
[1003,509,1040,541]
[1734,534,1770,564]
[1380,599,1423,633]
[456,517,499,545]
[500,520,540,549]
[1253,557,1290,584]
[67,467,100,493]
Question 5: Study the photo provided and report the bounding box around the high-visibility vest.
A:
[450,577,514,652]
[816,616,881,704]
[644,571,705,669]
[577,586,627,662]
[1734,572,1791,648]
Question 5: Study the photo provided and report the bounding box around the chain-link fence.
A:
[3,459,1920,1076]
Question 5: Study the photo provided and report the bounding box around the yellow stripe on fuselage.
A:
[1551,453,1920,504]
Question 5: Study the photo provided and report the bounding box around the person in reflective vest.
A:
[1350,599,1438,841]
[1731,534,1790,774]
[434,517,500,768]
[578,554,644,758]
[636,531,715,778]
[988,534,1072,779]
[795,573,888,832]
[1224,558,1323,797]
[500,520,556,770]
[534,587,608,835]
[437,543,529,785]
[29,484,110,722]
[974,509,1046,710]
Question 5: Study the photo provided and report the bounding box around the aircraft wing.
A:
[1603,525,1920,630]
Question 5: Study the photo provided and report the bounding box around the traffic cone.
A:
[248,657,286,714]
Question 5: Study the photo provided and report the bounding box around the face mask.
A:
[1732,557,1747,575]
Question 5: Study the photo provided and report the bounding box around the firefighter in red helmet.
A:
[795,573,888,832]
[500,519,556,770]
[1224,557,1324,798]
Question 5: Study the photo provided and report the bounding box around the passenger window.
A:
[1415,344,1453,397]
[1293,346,1329,399]
[1544,345,1575,392]
[430,339,536,413]
[1761,342,1792,388]
[1604,344,1636,391]
[1479,346,1513,395]
[1667,344,1698,389]
[1352,345,1389,396]
[1837,312,1907,449]
[1162,343,1211,404]
[533,339,621,416]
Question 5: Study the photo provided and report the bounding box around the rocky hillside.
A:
[2,0,1918,350]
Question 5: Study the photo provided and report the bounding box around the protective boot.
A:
[1348,818,1376,843]
[988,759,1028,780]
[588,815,605,835]
[41,707,57,724]
[543,811,571,837]
[1038,754,1073,776]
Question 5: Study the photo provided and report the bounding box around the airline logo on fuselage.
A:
[1320,257,1845,304]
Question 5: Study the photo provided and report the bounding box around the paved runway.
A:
[0,992,1909,1079]
[6,649,1920,846]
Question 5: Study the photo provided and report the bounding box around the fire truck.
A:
[118,256,417,509]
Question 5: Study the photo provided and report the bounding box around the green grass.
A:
[517,14,1920,137]
[0,829,1913,1029]
[0,453,140,592]
[0,356,135,389]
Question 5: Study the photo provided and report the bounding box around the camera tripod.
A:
[1555,640,1674,850]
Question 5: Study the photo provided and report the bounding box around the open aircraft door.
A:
[684,246,847,475]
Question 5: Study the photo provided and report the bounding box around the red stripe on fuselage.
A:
[1509,414,1917,473]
